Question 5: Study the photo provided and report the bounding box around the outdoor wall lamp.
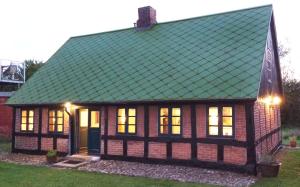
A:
[260,95,281,106]
[64,102,72,116]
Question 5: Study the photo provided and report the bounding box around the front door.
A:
[78,109,100,155]
[88,110,100,154]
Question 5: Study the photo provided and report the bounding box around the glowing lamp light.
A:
[64,102,72,113]
[261,96,281,106]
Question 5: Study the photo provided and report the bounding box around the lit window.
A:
[21,109,34,132]
[208,106,233,137]
[117,108,136,134]
[48,109,64,133]
[159,107,181,135]
[91,111,100,128]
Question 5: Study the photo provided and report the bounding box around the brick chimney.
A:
[136,6,157,29]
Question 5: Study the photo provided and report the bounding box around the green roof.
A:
[7,5,273,105]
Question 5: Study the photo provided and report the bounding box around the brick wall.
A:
[107,140,123,155]
[127,141,144,157]
[0,97,12,138]
[149,105,158,137]
[224,146,247,165]
[41,137,53,151]
[15,136,38,150]
[172,143,191,160]
[57,138,68,153]
[182,105,191,138]
[254,101,281,161]
[108,106,116,136]
[196,104,206,138]
[235,105,246,141]
[197,143,217,161]
[148,142,166,159]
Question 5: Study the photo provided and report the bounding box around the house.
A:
[7,5,282,174]
[0,92,13,139]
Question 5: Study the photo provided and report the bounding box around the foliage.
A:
[0,162,210,187]
[25,59,44,81]
[278,44,300,128]
[46,150,57,157]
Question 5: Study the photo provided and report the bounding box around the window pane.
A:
[91,111,100,128]
[118,108,125,117]
[57,117,63,125]
[28,124,33,131]
[160,108,168,116]
[128,125,136,134]
[57,125,63,132]
[22,117,27,124]
[49,124,55,132]
[118,116,126,125]
[209,107,218,117]
[57,110,63,117]
[22,110,27,117]
[49,110,55,117]
[209,116,218,126]
[172,117,180,125]
[29,110,34,117]
[160,117,168,125]
[209,126,218,135]
[160,125,168,134]
[128,108,136,116]
[128,117,136,125]
[49,117,55,125]
[21,124,27,131]
[29,117,34,124]
[223,107,232,116]
[79,109,88,127]
[172,126,180,134]
[172,108,181,116]
[222,117,232,126]
[223,126,232,136]
[118,125,125,133]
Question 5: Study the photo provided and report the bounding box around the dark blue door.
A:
[88,110,100,155]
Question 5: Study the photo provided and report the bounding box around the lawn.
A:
[253,149,300,187]
[0,162,213,187]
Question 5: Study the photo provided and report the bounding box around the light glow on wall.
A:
[260,95,282,106]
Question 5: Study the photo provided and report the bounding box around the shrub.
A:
[47,150,57,157]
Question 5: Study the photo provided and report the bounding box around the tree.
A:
[25,59,44,80]
[279,44,300,127]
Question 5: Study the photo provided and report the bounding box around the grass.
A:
[0,162,213,187]
[253,149,300,187]
[282,127,300,145]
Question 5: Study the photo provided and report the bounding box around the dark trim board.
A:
[14,132,69,139]
[101,154,256,174]
[101,135,247,147]
[255,127,281,146]
[11,107,16,152]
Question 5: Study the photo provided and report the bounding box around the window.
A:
[48,109,64,133]
[21,109,34,132]
[159,107,181,135]
[117,108,136,134]
[208,106,233,137]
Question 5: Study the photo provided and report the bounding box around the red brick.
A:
[196,105,206,138]
[224,146,247,165]
[107,140,123,155]
[57,138,68,153]
[149,106,158,137]
[15,136,38,150]
[172,143,191,160]
[41,137,53,151]
[197,143,217,161]
[148,142,166,159]
[127,141,144,157]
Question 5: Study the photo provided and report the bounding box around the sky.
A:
[0,0,298,79]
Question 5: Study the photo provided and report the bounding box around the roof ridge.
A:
[70,4,272,39]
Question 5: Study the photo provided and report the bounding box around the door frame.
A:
[73,108,101,155]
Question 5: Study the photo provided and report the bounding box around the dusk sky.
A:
[0,0,298,79]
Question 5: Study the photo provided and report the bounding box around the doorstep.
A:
[53,154,100,168]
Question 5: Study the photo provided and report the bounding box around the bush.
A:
[46,150,57,157]
[259,153,278,165]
